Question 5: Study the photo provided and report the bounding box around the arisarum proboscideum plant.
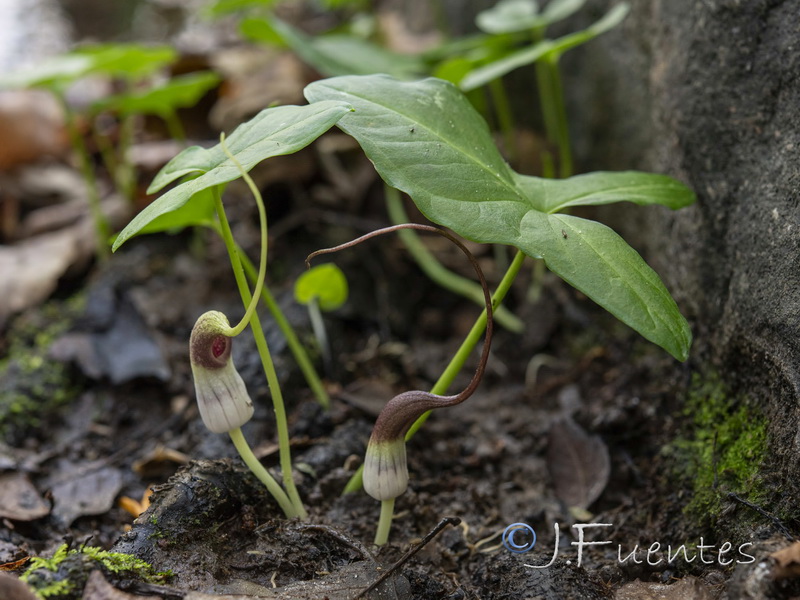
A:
[113,101,354,521]
[188,310,298,518]
[113,69,696,547]
[183,135,305,518]
[307,223,494,545]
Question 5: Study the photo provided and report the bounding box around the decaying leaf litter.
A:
[1,2,798,600]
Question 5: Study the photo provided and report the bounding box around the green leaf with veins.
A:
[462,3,629,91]
[93,71,221,117]
[245,16,423,79]
[0,44,175,90]
[476,0,588,34]
[305,74,694,360]
[476,0,541,34]
[134,186,218,237]
[113,100,353,251]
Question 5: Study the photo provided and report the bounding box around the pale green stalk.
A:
[531,27,573,179]
[237,250,331,409]
[545,54,573,179]
[530,49,573,299]
[213,186,307,519]
[117,112,137,202]
[306,297,332,373]
[343,249,527,494]
[487,78,517,163]
[220,133,267,337]
[229,427,298,517]
[534,55,559,156]
[385,186,523,333]
[374,497,395,546]
[54,92,109,260]
[162,108,187,143]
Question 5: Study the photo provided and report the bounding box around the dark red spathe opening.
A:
[211,336,227,359]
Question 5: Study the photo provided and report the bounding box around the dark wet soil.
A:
[3,200,795,600]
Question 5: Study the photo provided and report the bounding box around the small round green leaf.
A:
[294,264,349,311]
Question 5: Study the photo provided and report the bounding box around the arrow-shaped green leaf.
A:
[461,3,629,91]
[305,74,694,360]
[113,100,352,251]
[93,71,221,118]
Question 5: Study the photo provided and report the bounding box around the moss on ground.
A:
[666,372,768,523]
[0,295,85,443]
[20,544,171,599]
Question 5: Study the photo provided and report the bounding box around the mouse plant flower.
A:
[307,222,494,545]
[188,311,299,518]
[190,310,254,433]
[181,134,305,519]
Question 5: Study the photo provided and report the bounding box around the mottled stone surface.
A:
[563,0,800,520]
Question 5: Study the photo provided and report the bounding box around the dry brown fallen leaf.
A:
[46,460,123,526]
[614,576,715,600]
[0,90,69,171]
[0,197,128,327]
[771,540,800,579]
[0,557,30,572]
[546,417,610,510]
[0,472,50,521]
[82,570,159,600]
[0,572,38,600]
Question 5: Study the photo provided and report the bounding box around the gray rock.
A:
[563,0,800,522]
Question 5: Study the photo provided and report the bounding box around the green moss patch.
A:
[667,373,768,522]
[0,296,85,443]
[20,544,171,599]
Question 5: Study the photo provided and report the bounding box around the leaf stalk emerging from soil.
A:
[210,141,307,518]
[219,133,267,337]
[307,223,494,544]
[212,189,307,518]
[237,248,331,409]
[342,249,525,495]
[384,184,523,333]
[229,427,298,518]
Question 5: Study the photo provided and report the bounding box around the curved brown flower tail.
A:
[307,223,494,501]
[190,311,254,434]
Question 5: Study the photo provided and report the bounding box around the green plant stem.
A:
[228,427,298,518]
[54,92,109,261]
[306,297,332,374]
[535,55,559,153]
[374,498,395,546]
[118,113,137,202]
[545,55,573,179]
[238,250,331,409]
[343,249,527,494]
[213,187,307,519]
[219,134,267,337]
[385,186,523,334]
[162,108,187,143]
[407,248,526,435]
[487,78,517,163]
